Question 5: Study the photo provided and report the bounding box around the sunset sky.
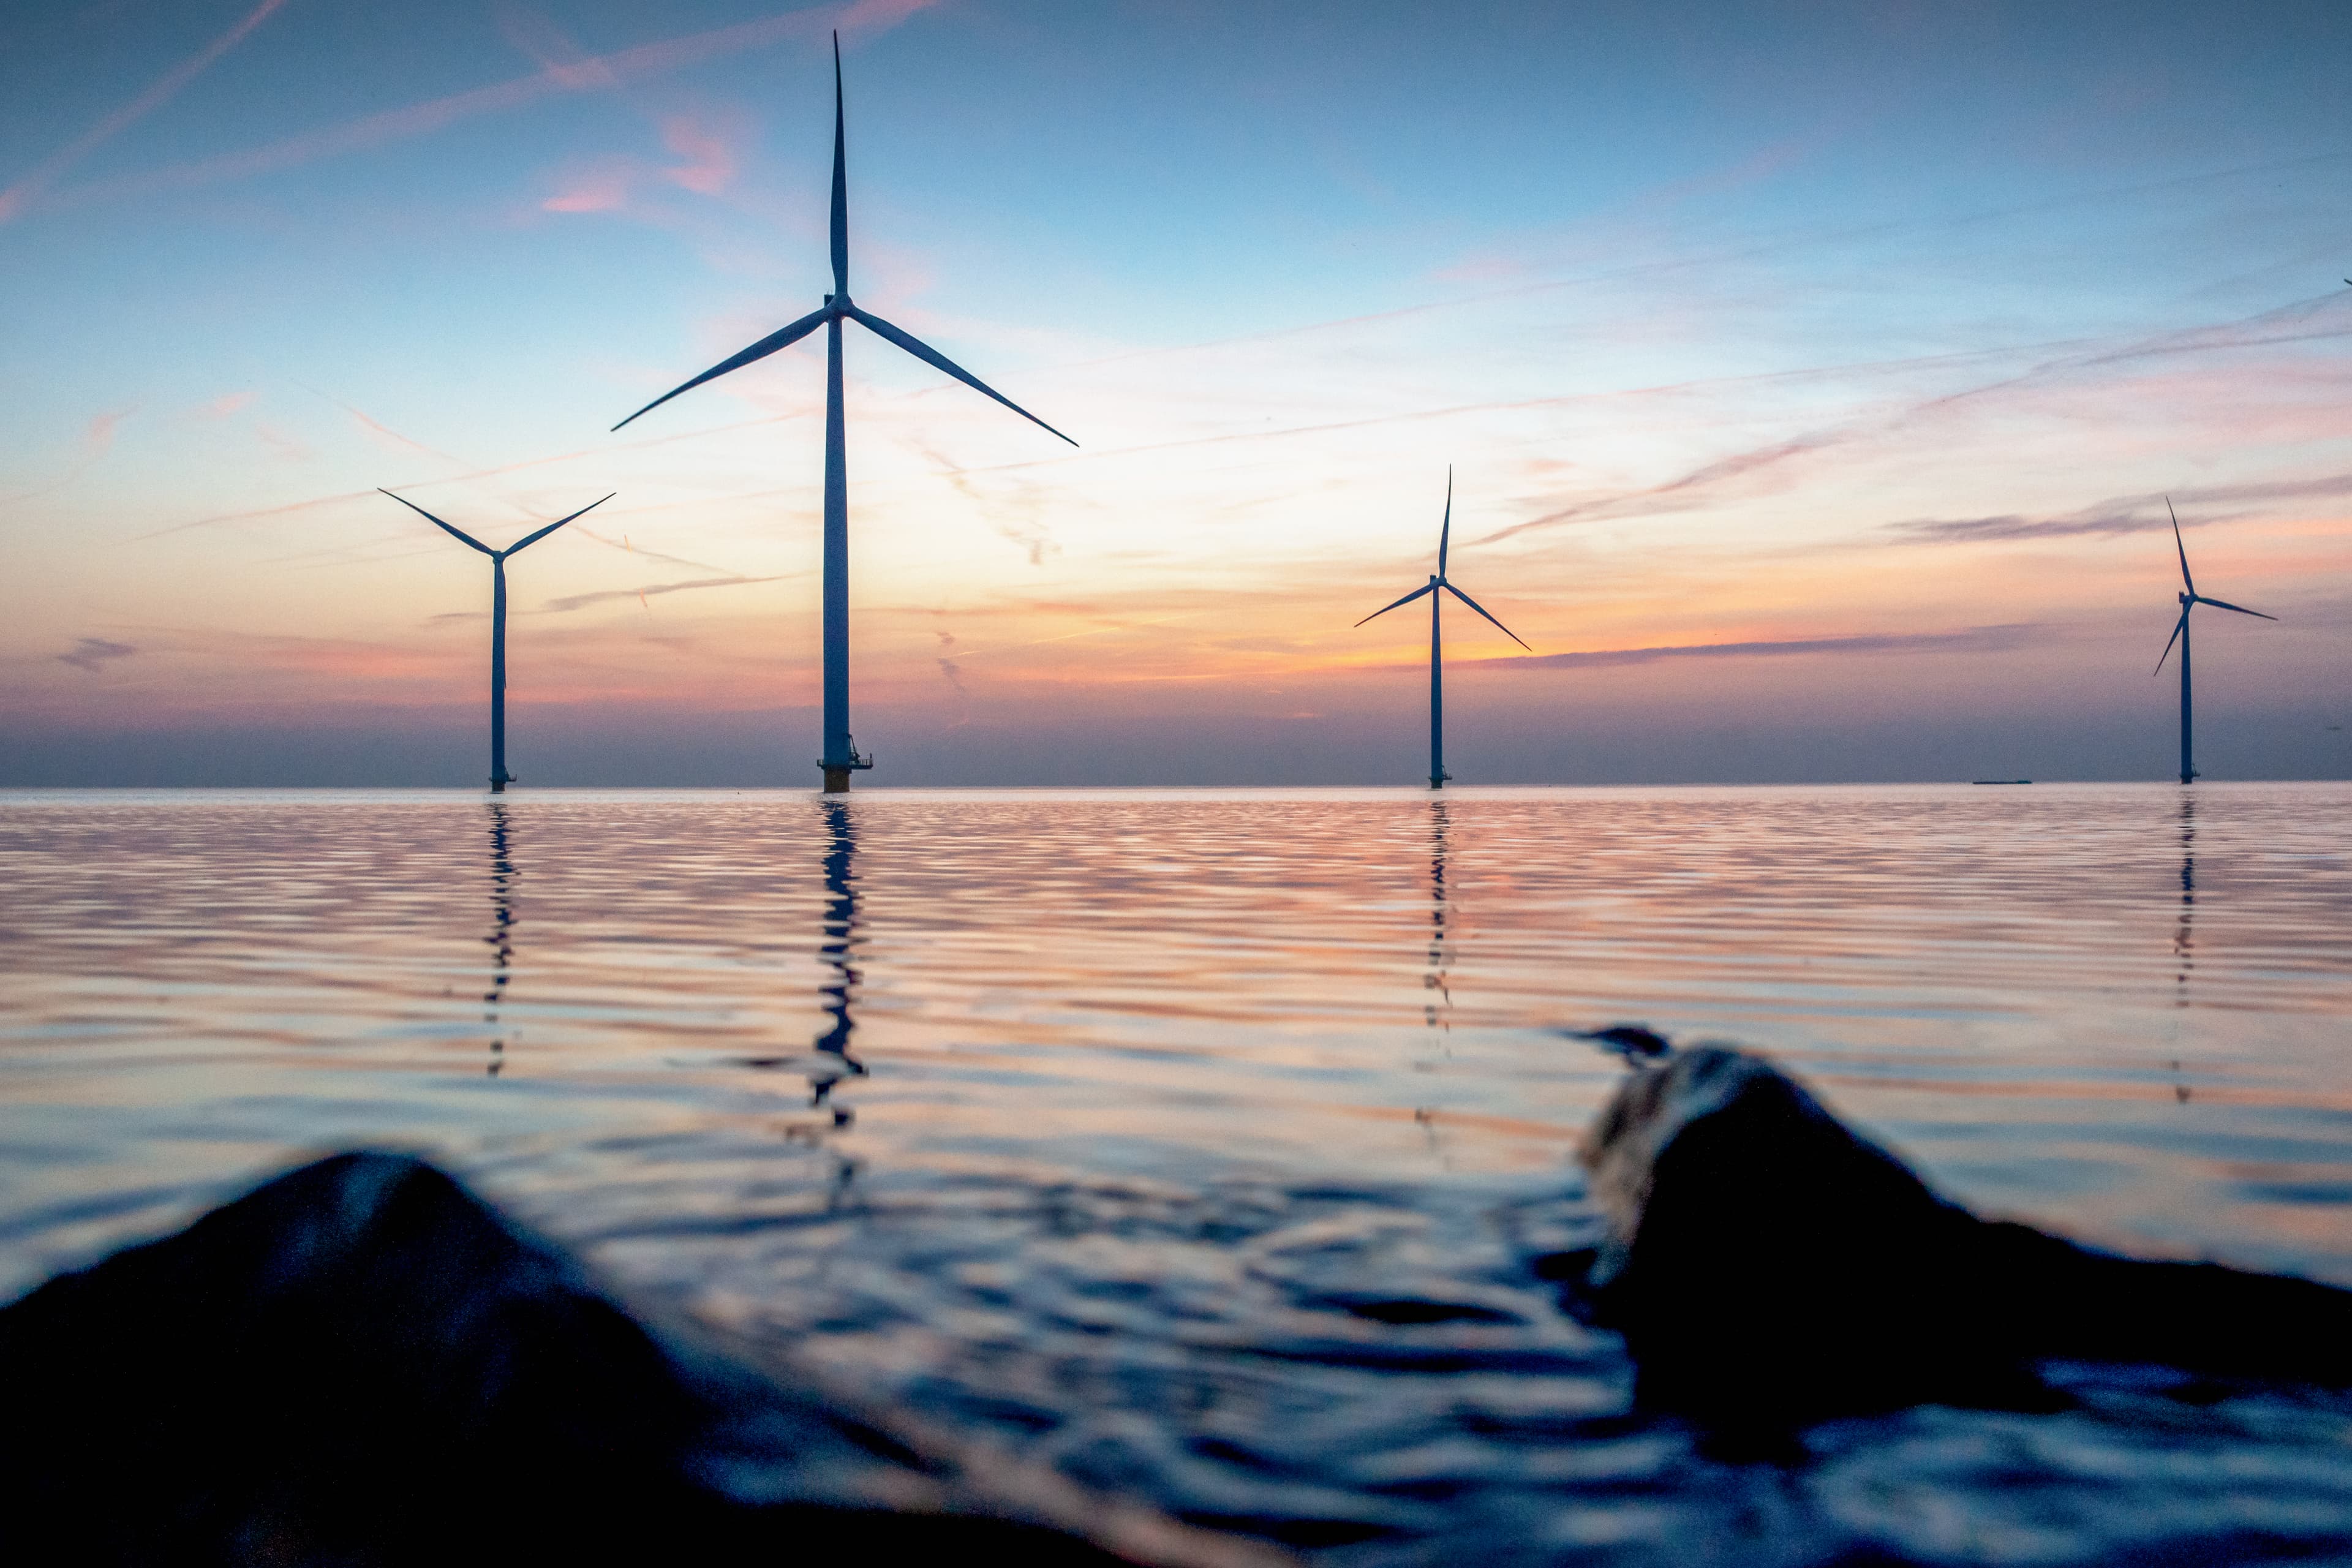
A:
[4,0,2348,785]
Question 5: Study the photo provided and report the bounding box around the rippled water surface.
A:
[6,784,2352,1564]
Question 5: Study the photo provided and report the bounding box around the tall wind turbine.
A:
[380,489,612,793]
[2154,497,2275,785]
[1355,469,1529,790]
[612,34,1075,793]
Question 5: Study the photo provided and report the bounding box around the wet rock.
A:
[1573,1047,2352,1430]
[0,1152,1282,1567]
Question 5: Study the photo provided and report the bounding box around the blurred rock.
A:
[1574,1047,2352,1431]
[0,1152,1282,1567]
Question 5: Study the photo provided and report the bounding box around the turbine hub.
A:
[2180,591,2192,605]
[826,293,854,317]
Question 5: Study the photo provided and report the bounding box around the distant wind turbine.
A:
[2154,496,2275,785]
[1355,468,1530,790]
[612,33,1074,793]
[381,488,612,793]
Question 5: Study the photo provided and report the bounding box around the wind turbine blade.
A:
[830,31,848,299]
[610,307,830,431]
[1438,466,1451,579]
[2193,594,2277,621]
[380,489,492,555]
[1442,581,1531,650]
[2168,496,2195,596]
[1353,581,1435,627]
[505,493,614,556]
[846,305,1078,447]
[2153,609,2187,674]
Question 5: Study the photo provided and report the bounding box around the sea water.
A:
[4,783,2350,1564]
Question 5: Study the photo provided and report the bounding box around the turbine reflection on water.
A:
[2174,791,2195,1104]
[484,801,514,1078]
[809,797,867,1117]
[2175,791,2196,1003]
[1415,800,1455,1163]
[1424,799,1453,1041]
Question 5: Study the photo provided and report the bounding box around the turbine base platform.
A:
[489,777,507,795]
[820,750,875,794]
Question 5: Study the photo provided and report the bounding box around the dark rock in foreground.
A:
[1574,1047,2352,1431]
[15,1051,2352,1562]
[0,1152,1281,1568]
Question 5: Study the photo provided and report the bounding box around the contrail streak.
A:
[539,573,791,614]
[1470,289,2352,548]
[36,1,937,217]
[1035,149,2352,379]
[946,611,1210,662]
[130,409,808,541]
[0,0,293,224]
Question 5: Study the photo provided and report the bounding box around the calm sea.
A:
[4,783,2351,1564]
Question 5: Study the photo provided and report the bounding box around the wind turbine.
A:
[2154,497,2275,785]
[612,33,1074,793]
[1355,469,1529,789]
[380,488,612,793]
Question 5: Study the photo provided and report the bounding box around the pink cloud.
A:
[492,2,622,91]
[255,422,314,463]
[85,409,132,457]
[662,115,741,196]
[192,390,256,422]
[836,0,948,38]
[303,386,476,469]
[0,406,132,507]
[543,163,635,214]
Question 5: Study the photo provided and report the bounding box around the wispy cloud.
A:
[538,110,751,219]
[569,526,740,576]
[254,422,315,463]
[543,163,633,214]
[935,627,971,725]
[57,638,139,673]
[137,408,801,541]
[189,390,256,422]
[918,443,1060,564]
[661,113,742,196]
[539,573,788,614]
[1482,624,2046,669]
[1888,472,2352,543]
[300,384,476,469]
[0,0,292,224]
[83,409,130,459]
[1474,290,2352,547]
[0,407,135,507]
[40,1,940,217]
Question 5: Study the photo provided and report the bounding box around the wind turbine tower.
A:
[1355,469,1530,789]
[614,34,1074,793]
[381,489,612,793]
[2154,497,2276,785]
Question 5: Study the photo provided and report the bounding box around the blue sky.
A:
[3,0,2348,784]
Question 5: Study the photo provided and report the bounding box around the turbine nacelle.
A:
[611,34,1073,447]
[1353,472,1531,650]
